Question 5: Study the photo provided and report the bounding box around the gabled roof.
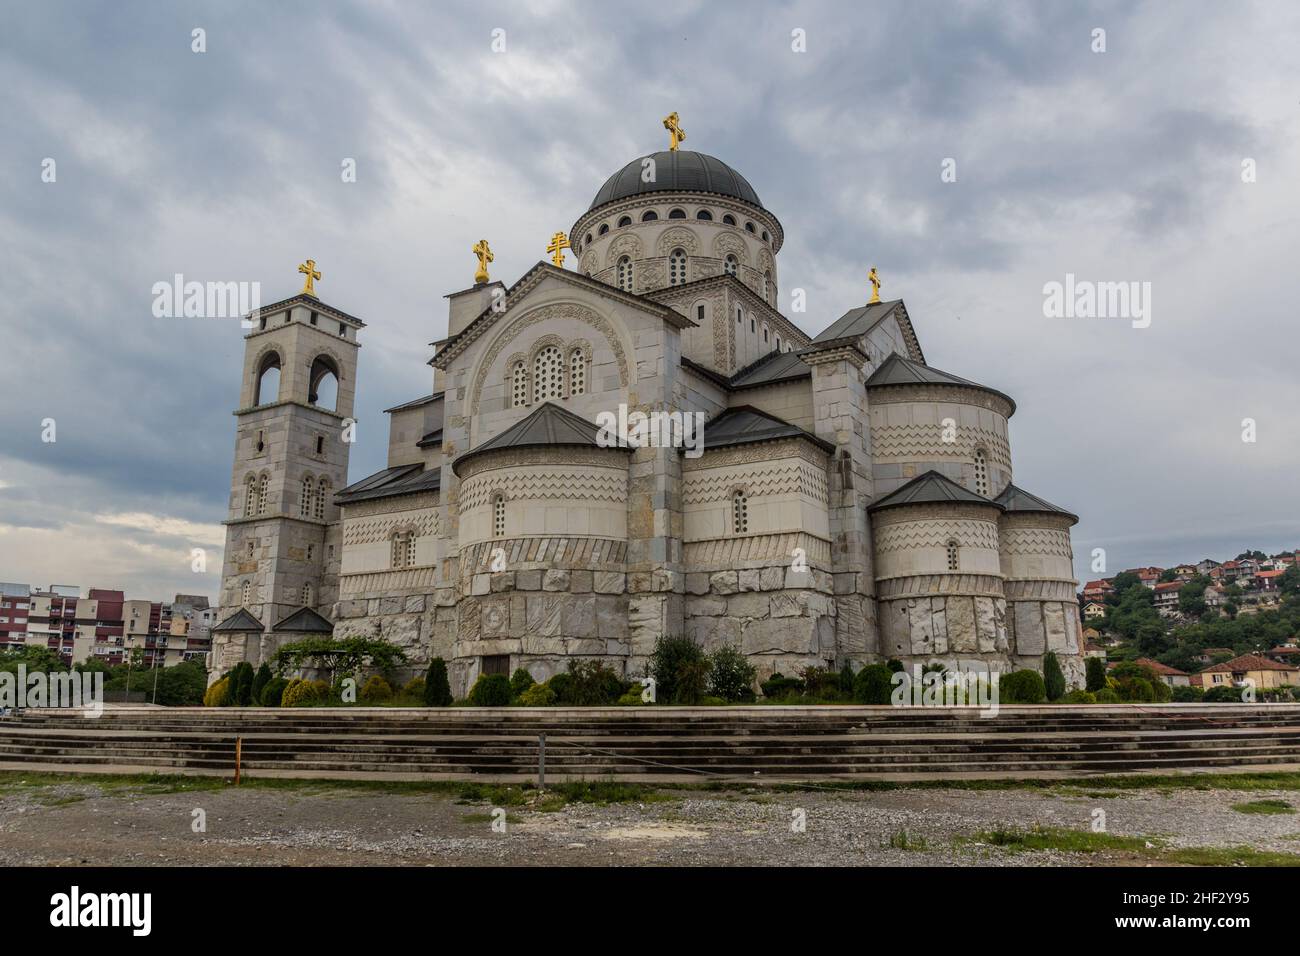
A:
[271,606,334,633]
[702,406,834,453]
[868,470,1002,513]
[866,353,1016,415]
[812,300,903,343]
[334,463,441,505]
[994,484,1079,524]
[212,608,262,632]
[452,402,629,476]
[730,349,812,389]
[1134,657,1188,676]
[244,293,367,329]
[383,392,444,414]
[1201,653,1294,674]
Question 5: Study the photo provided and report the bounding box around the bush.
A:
[673,657,712,705]
[1152,679,1172,702]
[203,677,231,708]
[801,667,848,702]
[283,678,328,708]
[839,663,856,693]
[402,677,426,699]
[260,676,289,707]
[562,660,624,706]
[518,682,557,707]
[615,687,645,706]
[423,658,453,706]
[1172,684,1204,702]
[468,673,512,707]
[1085,656,1107,693]
[1094,687,1121,703]
[509,667,535,699]
[999,669,1046,704]
[1204,684,1243,703]
[708,646,757,702]
[760,673,804,701]
[252,663,272,706]
[650,636,706,705]
[360,675,393,703]
[853,664,895,704]
[886,658,905,673]
[547,671,574,703]
[1043,652,1066,702]
[1061,689,1096,704]
[228,662,254,706]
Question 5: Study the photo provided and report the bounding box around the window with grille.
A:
[302,583,313,606]
[974,449,989,497]
[315,480,328,519]
[617,256,633,292]
[244,478,257,517]
[947,540,960,571]
[300,477,313,517]
[493,495,506,538]
[724,254,738,276]
[669,248,687,286]
[763,270,772,302]
[257,475,269,515]
[391,533,406,569]
[732,489,749,534]
[406,532,417,568]
[569,350,586,396]
[511,362,528,407]
[241,581,251,605]
[533,346,563,402]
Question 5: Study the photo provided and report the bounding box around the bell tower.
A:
[215,263,365,668]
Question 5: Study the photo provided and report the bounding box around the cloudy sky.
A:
[1,0,1297,602]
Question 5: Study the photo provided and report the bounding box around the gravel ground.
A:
[2,779,1299,866]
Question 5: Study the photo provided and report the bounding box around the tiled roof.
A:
[1201,653,1295,673]
[1134,657,1188,676]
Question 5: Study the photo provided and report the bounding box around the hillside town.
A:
[1078,549,1300,698]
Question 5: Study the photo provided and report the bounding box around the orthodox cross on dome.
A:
[472,239,494,284]
[546,231,570,268]
[662,111,685,151]
[297,259,321,297]
[868,266,882,304]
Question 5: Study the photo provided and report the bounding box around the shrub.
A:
[886,658,905,673]
[283,678,327,708]
[708,646,757,702]
[402,677,426,699]
[509,667,535,699]
[701,696,727,706]
[801,667,847,701]
[673,657,712,705]
[423,658,453,706]
[760,673,804,700]
[203,677,231,708]
[1094,687,1121,703]
[251,663,272,706]
[1061,689,1096,704]
[615,687,645,706]
[562,660,624,706]
[1000,669,1046,704]
[1172,684,1203,702]
[518,682,557,707]
[547,671,575,704]
[360,675,393,703]
[1151,679,1172,702]
[1204,684,1243,703]
[853,664,895,705]
[227,662,254,707]
[260,676,289,707]
[1085,656,1107,693]
[468,673,512,707]
[650,636,706,705]
[839,663,856,693]
[1043,652,1066,702]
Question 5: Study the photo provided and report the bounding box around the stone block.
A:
[770,593,801,618]
[689,615,742,651]
[490,572,515,592]
[480,598,510,637]
[594,572,626,594]
[596,595,628,638]
[759,566,785,591]
[516,569,542,591]
[526,594,563,637]
[908,598,935,655]
[1044,602,1068,652]
[741,618,817,656]
[543,569,570,592]
[739,569,761,592]
[685,573,711,595]
[1013,601,1045,655]
[710,571,739,594]
[562,595,597,638]
[570,569,594,593]
[434,588,457,607]
[727,592,771,620]
[471,574,491,596]
[403,595,426,614]
[380,596,404,615]
[336,600,367,619]
[946,596,978,653]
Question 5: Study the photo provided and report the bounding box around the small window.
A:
[316,436,324,454]
[617,256,633,293]
[314,479,328,520]
[244,478,257,517]
[722,214,736,225]
[763,324,769,343]
[598,223,609,235]
[750,317,756,333]
[256,430,264,453]
[493,494,506,538]
[763,270,771,301]
[257,474,269,515]
[241,581,251,605]
[338,322,346,336]
[511,361,528,407]
[259,315,266,330]
[302,582,313,606]
[668,208,686,219]
[300,477,314,517]
[745,221,756,233]
[482,654,510,677]
[391,532,408,569]
[585,233,592,244]
[696,209,713,221]
[617,215,632,227]
[247,540,255,557]
[569,349,587,396]
[736,306,742,324]
[724,254,738,276]
[974,449,989,497]
[641,210,658,222]
[732,490,749,534]
[775,335,781,351]
[533,346,563,402]
[309,312,318,326]
[306,544,314,562]
[696,304,705,323]
[669,248,687,286]
[406,532,417,568]
[947,540,960,572]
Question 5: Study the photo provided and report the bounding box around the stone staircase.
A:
[3,704,1300,782]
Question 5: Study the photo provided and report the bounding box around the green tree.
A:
[251,663,272,705]
[1085,656,1107,692]
[1042,652,1066,701]
[423,658,453,706]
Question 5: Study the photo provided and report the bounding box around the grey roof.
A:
[452,402,629,476]
[588,150,765,212]
[212,608,262,632]
[811,300,902,343]
[271,606,335,634]
[730,349,812,389]
[994,483,1079,524]
[703,406,834,453]
[416,428,443,448]
[869,471,1003,513]
[866,352,1017,415]
[383,392,444,414]
[334,463,441,505]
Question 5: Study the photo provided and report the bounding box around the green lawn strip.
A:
[959,826,1300,866]
[1229,798,1295,815]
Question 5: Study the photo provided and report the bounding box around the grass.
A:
[1230,798,1295,815]
[886,829,928,851]
[961,826,1300,867]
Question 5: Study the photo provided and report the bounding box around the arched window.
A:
[617,215,632,227]
[974,449,989,497]
[585,233,592,245]
[668,208,686,219]
[640,210,658,222]
[314,479,328,520]
[391,531,410,569]
[775,335,781,352]
[493,494,506,538]
[511,361,528,407]
[722,214,736,226]
[254,353,281,406]
[763,270,772,301]
[300,477,313,517]
[569,349,587,396]
[241,581,251,606]
[669,248,687,286]
[761,230,770,242]
[598,223,609,235]
[406,531,417,568]
[257,474,269,515]
[617,256,633,292]
[533,346,563,402]
[736,306,742,325]
[244,477,257,517]
[947,539,960,571]
[301,582,313,606]
[745,221,756,234]
[724,254,738,276]
[732,489,749,534]
[696,209,713,221]
[308,356,339,410]
[762,324,769,343]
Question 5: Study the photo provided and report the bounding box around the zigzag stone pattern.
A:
[870,423,1011,470]
[459,468,627,511]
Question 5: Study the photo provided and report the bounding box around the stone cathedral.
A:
[212,118,1086,695]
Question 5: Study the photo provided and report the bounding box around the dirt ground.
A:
[4,775,1300,866]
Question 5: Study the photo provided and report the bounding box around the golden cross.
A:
[298,259,321,297]
[472,239,493,284]
[868,266,882,304]
[546,231,571,268]
[662,111,685,151]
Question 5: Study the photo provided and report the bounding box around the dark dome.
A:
[587,150,764,212]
